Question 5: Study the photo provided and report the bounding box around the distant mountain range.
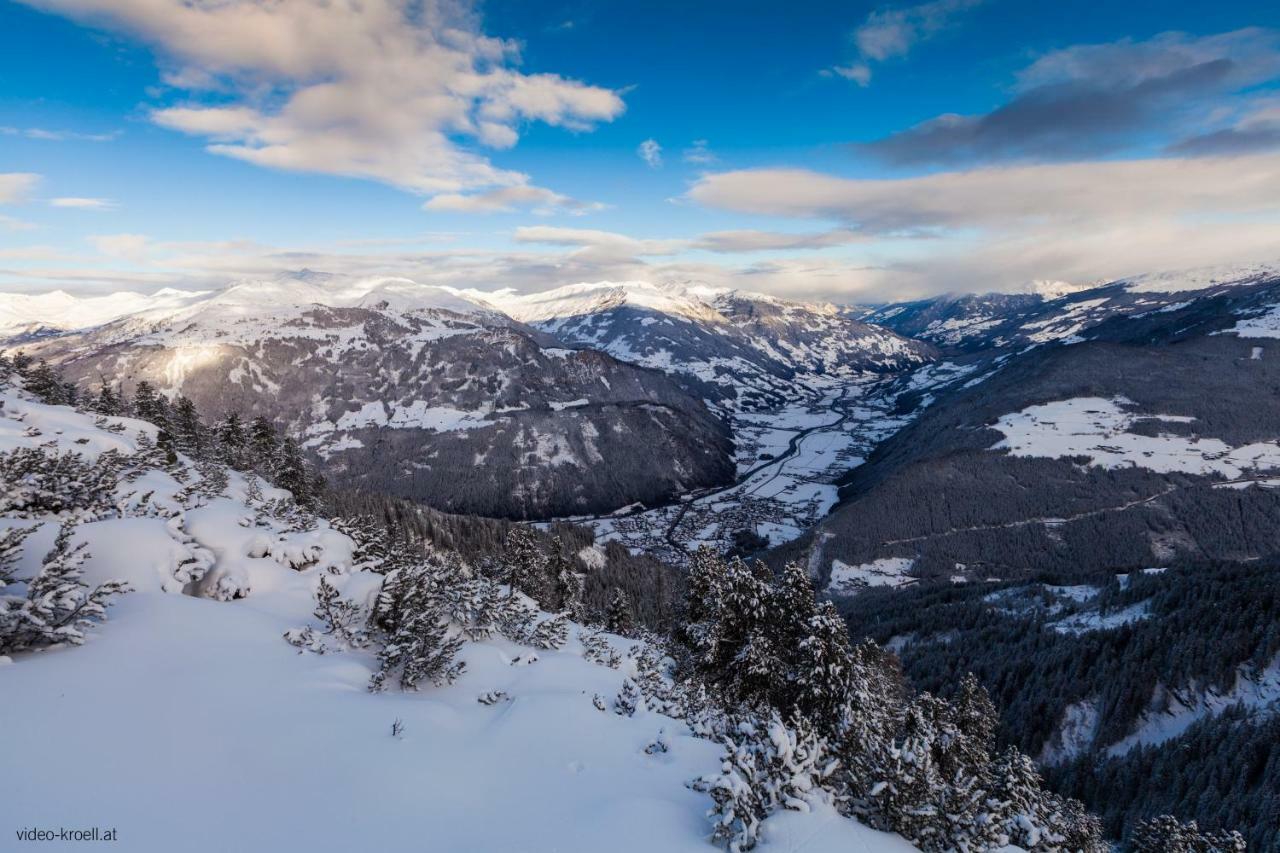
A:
[489,280,935,410]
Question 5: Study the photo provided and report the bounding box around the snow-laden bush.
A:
[693,712,839,852]
[0,523,129,654]
[367,560,467,692]
[1131,815,1246,853]
[0,446,123,516]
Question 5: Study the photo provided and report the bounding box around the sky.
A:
[2,0,1280,304]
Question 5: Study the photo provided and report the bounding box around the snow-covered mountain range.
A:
[866,262,1280,350]
[7,273,735,519]
[0,274,941,520]
[492,281,936,409]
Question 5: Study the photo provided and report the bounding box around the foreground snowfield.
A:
[0,390,916,853]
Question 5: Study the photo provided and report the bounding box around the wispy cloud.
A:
[637,138,663,168]
[49,197,119,210]
[1,126,119,142]
[682,139,717,165]
[829,0,982,86]
[1168,97,1280,156]
[423,185,605,216]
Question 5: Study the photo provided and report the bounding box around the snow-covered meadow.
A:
[990,396,1280,480]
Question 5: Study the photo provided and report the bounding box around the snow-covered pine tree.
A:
[581,628,622,669]
[548,540,585,621]
[835,640,904,822]
[787,599,856,727]
[500,526,549,604]
[605,588,637,636]
[156,428,180,467]
[614,677,641,716]
[0,525,35,591]
[987,746,1106,853]
[1,446,120,516]
[703,557,777,709]
[680,545,728,658]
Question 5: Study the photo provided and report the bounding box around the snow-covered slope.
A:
[0,383,916,853]
[9,273,734,520]
[493,281,935,410]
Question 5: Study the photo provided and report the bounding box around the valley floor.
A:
[563,376,910,564]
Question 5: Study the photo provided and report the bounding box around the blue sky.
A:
[3,0,1280,301]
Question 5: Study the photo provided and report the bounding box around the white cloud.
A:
[689,154,1280,294]
[637,138,663,168]
[689,155,1280,231]
[21,0,623,205]
[50,197,118,210]
[831,0,982,85]
[514,226,686,261]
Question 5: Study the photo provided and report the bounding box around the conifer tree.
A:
[216,413,248,468]
[605,588,636,636]
[247,415,279,472]
[22,360,75,406]
[156,429,180,467]
[91,382,124,416]
[274,436,313,507]
[548,541,585,620]
[500,526,547,603]
[171,395,205,456]
[1132,815,1246,853]
[132,380,169,429]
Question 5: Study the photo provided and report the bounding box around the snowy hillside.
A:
[0,373,919,853]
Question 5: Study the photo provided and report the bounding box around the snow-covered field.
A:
[826,557,917,595]
[991,396,1280,479]
[0,387,917,853]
